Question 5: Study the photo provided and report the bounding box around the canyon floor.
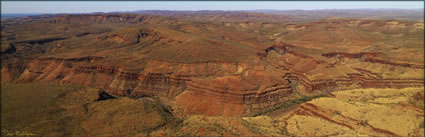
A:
[1,10,424,137]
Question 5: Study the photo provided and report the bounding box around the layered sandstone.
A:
[1,13,424,117]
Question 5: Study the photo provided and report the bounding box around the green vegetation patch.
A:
[252,94,327,117]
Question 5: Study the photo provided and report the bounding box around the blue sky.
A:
[1,1,424,14]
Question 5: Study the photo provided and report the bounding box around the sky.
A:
[1,1,424,14]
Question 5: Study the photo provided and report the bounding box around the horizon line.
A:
[2,8,424,14]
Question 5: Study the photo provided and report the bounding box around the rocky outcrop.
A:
[0,56,294,116]
[264,48,424,97]
[385,21,407,29]
[322,52,424,69]
[284,24,308,31]
[411,23,424,31]
[11,58,190,98]
[177,70,296,116]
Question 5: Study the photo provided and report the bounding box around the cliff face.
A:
[2,56,292,115]
[3,51,423,116]
[177,69,296,116]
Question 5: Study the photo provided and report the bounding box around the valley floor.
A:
[1,83,423,137]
